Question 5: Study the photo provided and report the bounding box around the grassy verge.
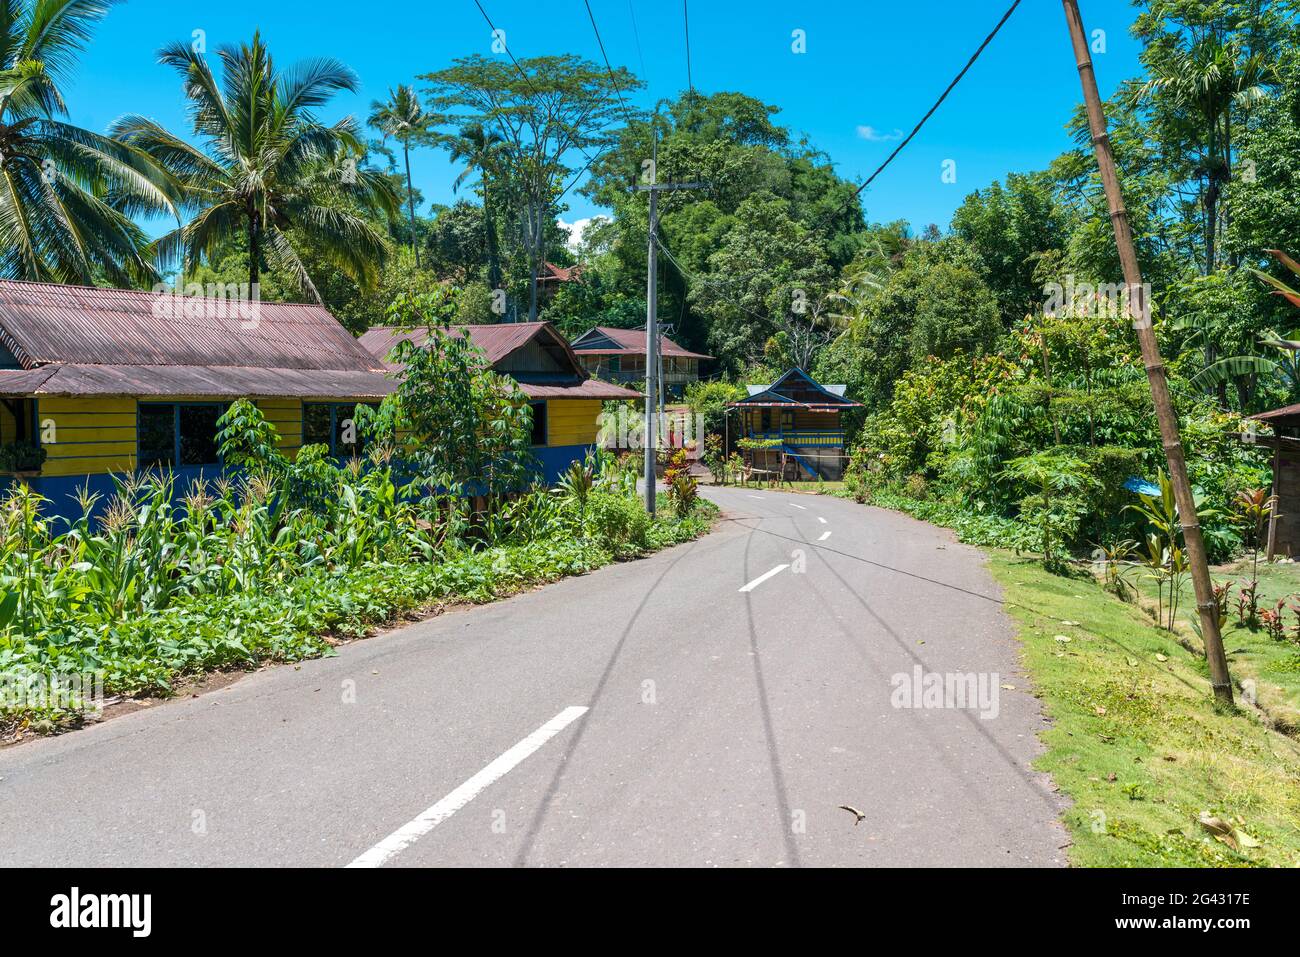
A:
[1,499,717,737]
[1133,559,1300,733]
[989,552,1300,867]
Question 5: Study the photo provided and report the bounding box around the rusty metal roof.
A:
[518,379,641,400]
[0,364,396,399]
[1254,403,1300,423]
[359,322,640,401]
[570,325,712,360]
[359,322,579,367]
[0,280,384,372]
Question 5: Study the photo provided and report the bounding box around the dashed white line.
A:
[790,503,807,510]
[739,564,790,593]
[346,705,589,868]
[747,495,765,500]
[817,516,827,524]
[818,531,831,541]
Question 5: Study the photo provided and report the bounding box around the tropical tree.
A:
[113,32,398,299]
[1130,3,1282,273]
[0,0,176,284]
[368,84,428,267]
[422,54,641,320]
[1190,251,1300,404]
[442,122,505,292]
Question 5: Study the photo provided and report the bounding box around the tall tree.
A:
[442,122,505,292]
[1129,0,1288,273]
[114,33,398,299]
[368,84,428,267]
[0,0,176,284]
[421,54,640,320]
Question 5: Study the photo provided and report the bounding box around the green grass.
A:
[1131,557,1300,733]
[989,552,1300,867]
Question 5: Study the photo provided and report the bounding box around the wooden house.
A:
[359,321,641,481]
[569,325,711,398]
[727,368,861,480]
[0,280,397,519]
[1249,403,1300,558]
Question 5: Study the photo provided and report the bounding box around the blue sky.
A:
[67,0,1144,236]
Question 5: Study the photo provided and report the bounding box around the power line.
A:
[807,0,1023,237]
[683,0,695,100]
[583,0,637,126]
[626,0,648,82]
[652,1,1026,334]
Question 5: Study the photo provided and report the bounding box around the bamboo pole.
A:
[1062,0,1233,703]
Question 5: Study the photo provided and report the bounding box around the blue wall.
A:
[3,447,596,527]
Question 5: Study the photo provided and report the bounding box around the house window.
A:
[760,408,772,433]
[780,410,794,432]
[138,402,228,469]
[303,402,379,457]
[529,401,548,446]
[608,356,621,374]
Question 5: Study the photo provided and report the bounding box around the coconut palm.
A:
[368,84,428,267]
[113,33,398,299]
[442,122,506,292]
[0,0,177,284]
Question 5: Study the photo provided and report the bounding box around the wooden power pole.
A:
[1062,0,1233,704]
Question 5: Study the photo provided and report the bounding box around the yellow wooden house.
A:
[358,321,641,481]
[0,280,398,519]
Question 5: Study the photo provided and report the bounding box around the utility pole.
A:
[643,178,659,515]
[633,132,707,516]
[1062,0,1233,704]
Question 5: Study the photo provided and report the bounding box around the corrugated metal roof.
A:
[570,325,712,360]
[0,367,59,395]
[359,323,559,366]
[1254,403,1300,423]
[2,363,396,399]
[359,322,641,401]
[519,379,641,400]
[0,280,383,372]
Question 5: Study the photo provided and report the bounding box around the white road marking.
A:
[346,705,588,868]
[818,531,831,541]
[747,495,765,500]
[790,503,807,510]
[739,564,790,593]
[817,516,827,524]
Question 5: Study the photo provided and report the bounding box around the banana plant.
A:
[1190,250,1300,398]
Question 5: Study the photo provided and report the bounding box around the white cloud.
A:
[856,125,904,143]
[557,215,609,253]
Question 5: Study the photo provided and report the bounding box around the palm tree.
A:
[1135,33,1273,274]
[442,122,505,293]
[0,0,176,284]
[113,33,397,299]
[368,85,427,268]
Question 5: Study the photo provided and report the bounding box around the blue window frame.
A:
[137,402,229,470]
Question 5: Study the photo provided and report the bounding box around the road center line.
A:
[790,503,807,510]
[818,531,831,541]
[739,564,790,593]
[747,494,765,500]
[346,705,589,868]
[817,516,827,524]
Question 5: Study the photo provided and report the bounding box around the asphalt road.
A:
[0,486,1067,867]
